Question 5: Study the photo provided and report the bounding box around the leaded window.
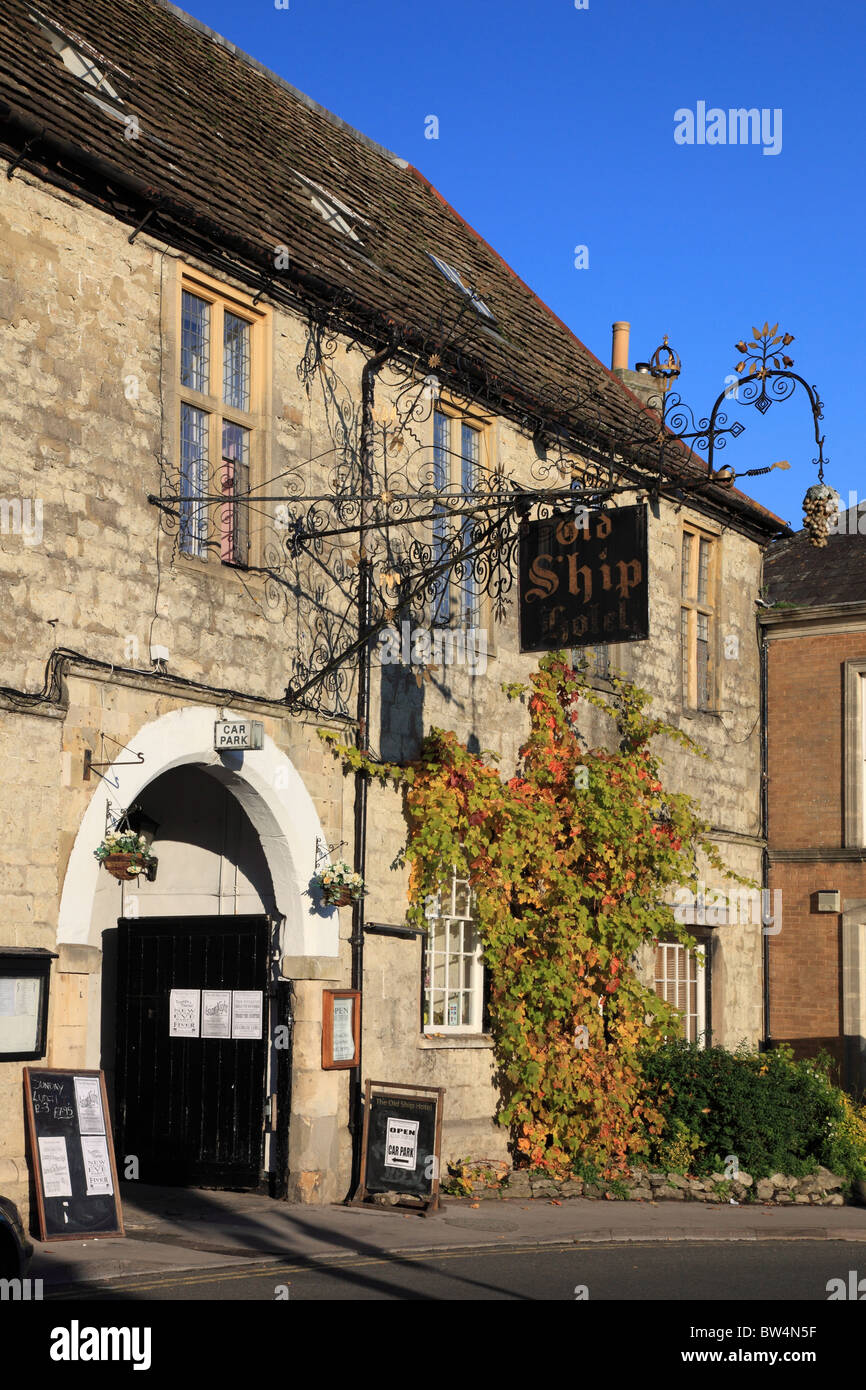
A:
[177,272,266,565]
[681,526,716,710]
[431,409,483,629]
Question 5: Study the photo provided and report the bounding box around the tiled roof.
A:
[764,505,866,606]
[0,0,784,535]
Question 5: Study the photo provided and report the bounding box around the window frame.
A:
[174,266,270,568]
[843,661,866,847]
[680,523,718,711]
[572,643,611,684]
[653,936,709,1046]
[422,868,485,1036]
[429,400,493,633]
[0,950,54,1062]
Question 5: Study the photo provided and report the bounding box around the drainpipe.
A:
[346,340,394,1200]
[760,620,772,1050]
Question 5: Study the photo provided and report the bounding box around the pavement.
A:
[28,1182,866,1290]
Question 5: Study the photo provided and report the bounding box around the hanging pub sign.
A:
[518,505,649,652]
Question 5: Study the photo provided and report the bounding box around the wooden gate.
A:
[115,916,270,1188]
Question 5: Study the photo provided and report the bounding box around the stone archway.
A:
[57,704,336,961]
[54,703,345,1199]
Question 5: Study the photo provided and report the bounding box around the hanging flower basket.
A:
[324,885,356,907]
[101,852,147,881]
[94,831,156,881]
[314,860,366,907]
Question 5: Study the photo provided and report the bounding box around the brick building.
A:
[763,502,866,1088]
[0,0,785,1222]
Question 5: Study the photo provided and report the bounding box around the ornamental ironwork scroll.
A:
[148,306,829,720]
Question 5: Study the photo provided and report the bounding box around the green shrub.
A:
[641,1040,865,1183]
[656,1117,703,1174]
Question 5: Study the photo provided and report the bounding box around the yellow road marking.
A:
[47,1239,759,1300]
[47,1242,588,1298]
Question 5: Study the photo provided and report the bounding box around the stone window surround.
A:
[842,900,866,1093]
[680,519,721,714]
[844,661,866,848]
[163,258,272,572]
[429,395,496,648]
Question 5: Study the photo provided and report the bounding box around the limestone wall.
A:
[0,162,768,1216]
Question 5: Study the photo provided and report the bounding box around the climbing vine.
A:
[320,652,749,1180]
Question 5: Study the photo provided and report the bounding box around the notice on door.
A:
[201,990,231,1039]
[384,1117,419,1171]
[231,990,263,1039]
[169,988,201,1038]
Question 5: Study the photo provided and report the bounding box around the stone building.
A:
[0,0,784,1221]
[763,502,866,1088]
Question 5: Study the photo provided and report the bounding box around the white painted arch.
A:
[57,704,338,958]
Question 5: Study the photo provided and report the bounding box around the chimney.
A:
[610,319,666,409]
[611,321,630,372]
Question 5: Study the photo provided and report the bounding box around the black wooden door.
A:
[115,916,269,1188]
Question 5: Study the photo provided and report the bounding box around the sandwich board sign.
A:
[24,1068,123,1241]
[353,1079,444,1216]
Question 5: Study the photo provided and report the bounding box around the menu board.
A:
[24,1068,123,1241]
[355,1081,444,1213]
[322,990,360,1069]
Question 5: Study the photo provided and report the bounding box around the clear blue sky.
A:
[182,0,863,530]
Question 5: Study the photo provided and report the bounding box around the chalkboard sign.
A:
[24,1068,124,1242]
[354,1080,444,1215]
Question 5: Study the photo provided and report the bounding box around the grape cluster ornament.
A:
[802,483,840,548]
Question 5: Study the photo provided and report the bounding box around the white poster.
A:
[331,997,355,1062]
[80,1134,114,1196]
[74,1075,105,1136]
[0,978,41,1052]
[0,979,14,1016]
[231,991,263,1040]
[38,1135,73,1198]
[201,990,232,1039]
[169,988,201,1038]
[384,1117,419,1171]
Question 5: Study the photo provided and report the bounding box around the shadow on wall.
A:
[379,663,425,764]
[378,660,482,765]
[769,1036,846,1081]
